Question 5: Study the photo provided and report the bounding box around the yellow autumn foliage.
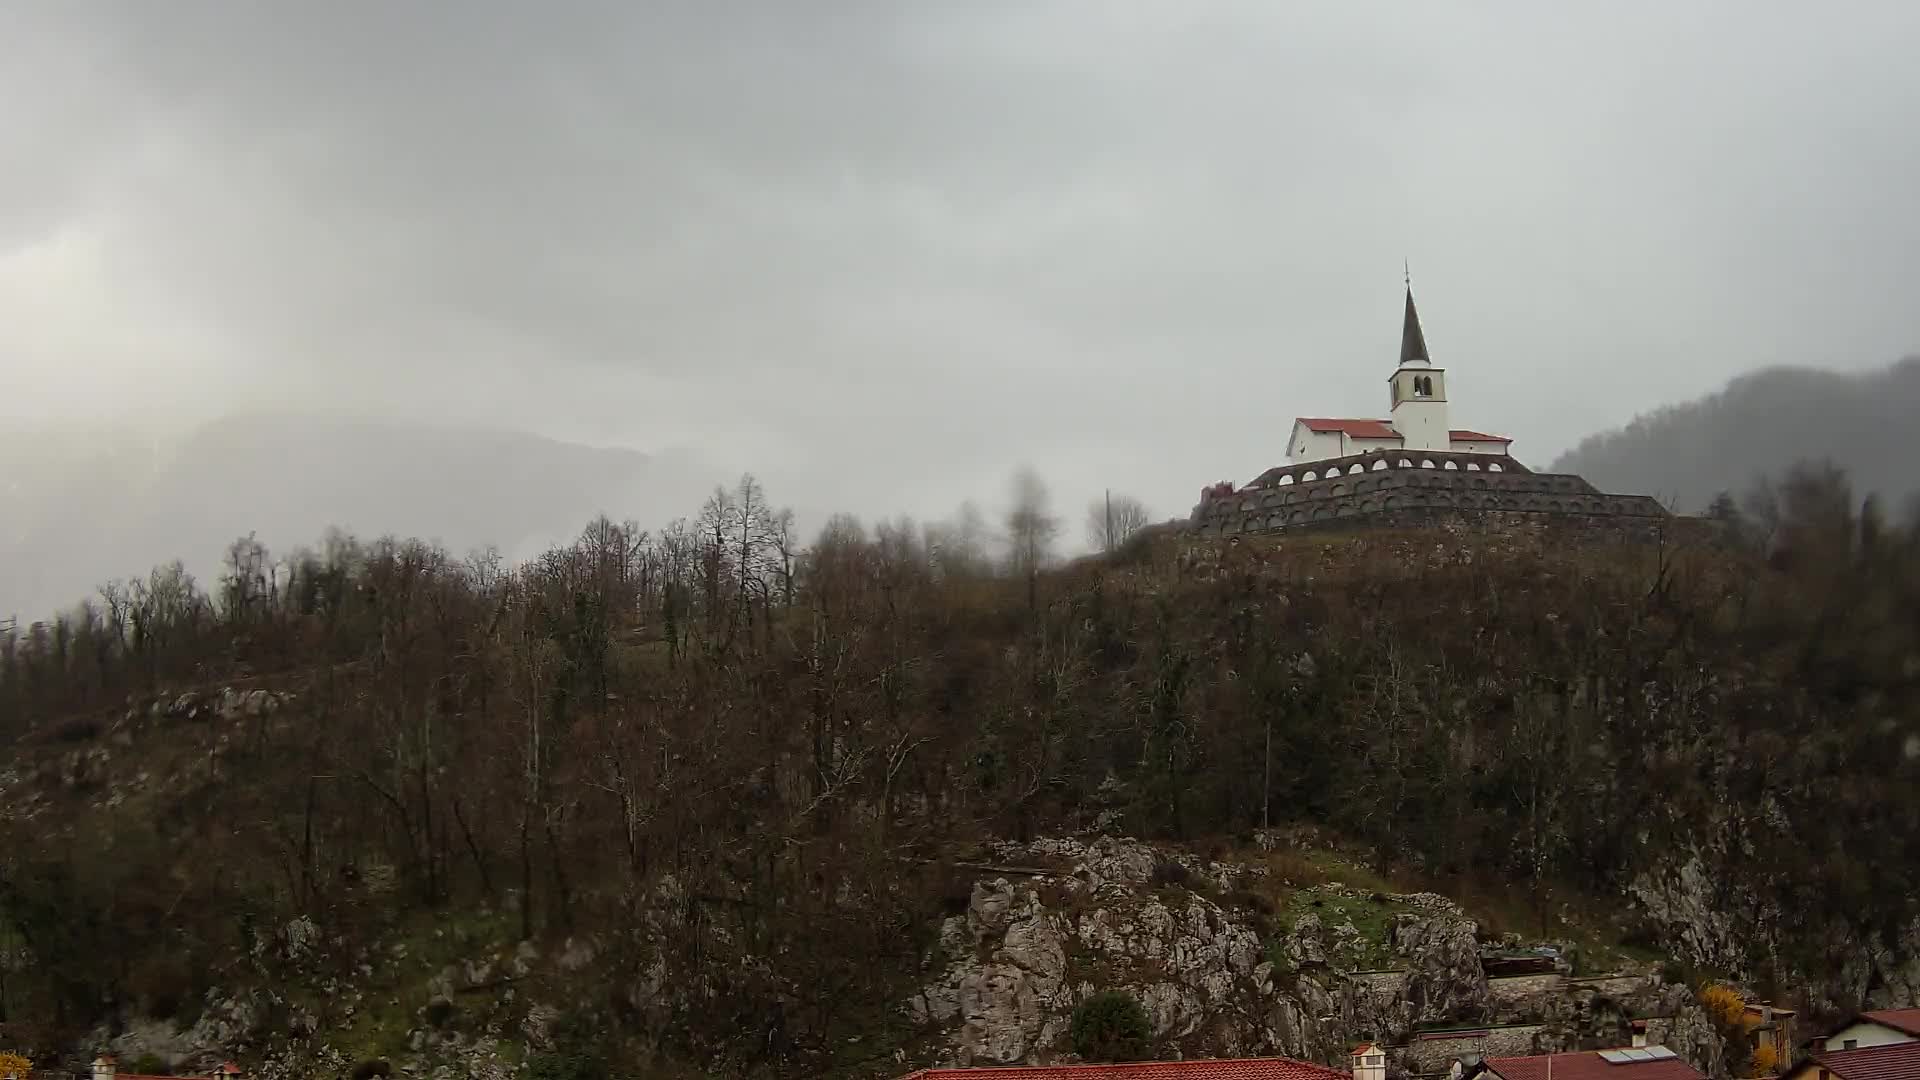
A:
[1751,1042,1781,1076]
[1700,983,1746,1029]
[0,1050,34,1078]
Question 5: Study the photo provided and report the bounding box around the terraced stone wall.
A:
[1189,449,1669,540]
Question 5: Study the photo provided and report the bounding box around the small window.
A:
[1844,1040,1858,1051]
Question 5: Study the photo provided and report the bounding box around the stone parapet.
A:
[1189,449,1668,539]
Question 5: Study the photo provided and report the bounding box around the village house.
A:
[1465,1046,1705,1080]
[1807,1009,1920,1054]
[1744,1003,1798,1072]
[895,1043,1384,1080]
[1782,1038,1920,1080]
[1778,1008,1920,1080]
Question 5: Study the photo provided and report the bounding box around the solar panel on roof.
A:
[1625,1049,1657,1061]
[1599,1051,1632,1063]
[1646,1047,1677,1060]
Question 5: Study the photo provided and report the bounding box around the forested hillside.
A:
[1,468,1917,1077]
[1549,356,1920,512]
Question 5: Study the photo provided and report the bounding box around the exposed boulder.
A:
[1392,913,1489,1024]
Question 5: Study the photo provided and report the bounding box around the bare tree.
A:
[927,500,992,582]
[1086,492,1152,553]
[1005,468,1060,605]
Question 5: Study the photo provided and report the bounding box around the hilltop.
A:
[1549,356,1920,513]
[1,470,1917,1077]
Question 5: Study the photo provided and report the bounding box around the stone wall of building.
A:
[1188,448,1672,541]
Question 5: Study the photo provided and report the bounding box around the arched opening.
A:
[1397,458,1413,468]
[1371,458,1388,471]
[1277,474,1294,486]
[1488,462,1504,472]
[1302,471,1317,482]
[1466,462,1481,471]
[1443,460,1459,470]
[1420,458,1437,469]
[1330,484,1347,498]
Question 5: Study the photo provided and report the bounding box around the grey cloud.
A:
[2,1,1918,602]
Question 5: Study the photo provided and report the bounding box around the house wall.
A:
[1290,428,1346,465]
[1449,439,1509,455]
[1817,1021,1915,1051]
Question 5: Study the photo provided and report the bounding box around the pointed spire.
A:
[1399,283,1430,367]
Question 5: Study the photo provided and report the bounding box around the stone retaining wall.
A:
[1188,449,1671,540]
[1487,972,1564,1006]
[1404,1024,1549,1073]
[1567,974,1658,1000]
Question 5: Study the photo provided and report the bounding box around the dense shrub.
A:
[1071,990,1152,1063]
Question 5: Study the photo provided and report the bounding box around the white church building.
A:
[1284,286,1511,465]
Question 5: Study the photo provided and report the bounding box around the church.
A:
[1189,284,1668,537]
[1284,286,1512,465]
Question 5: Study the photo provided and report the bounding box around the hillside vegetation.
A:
[1550,355,1920,512]
[1,467,1918,1076]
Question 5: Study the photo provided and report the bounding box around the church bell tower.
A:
[1388,284,1450,451]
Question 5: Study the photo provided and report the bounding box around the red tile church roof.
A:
[896,1058,1352,1080]
[1297,418,1399,438]
[1295,418,1512,445]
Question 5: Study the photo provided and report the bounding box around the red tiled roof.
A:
[897,1057,1352,1080]
[1863,1010,1920,1038]
[1815,1041,1920,1080]
[1297,418,1400,439]
[1485,1050,1703,1080]
[1294,419,1513,446]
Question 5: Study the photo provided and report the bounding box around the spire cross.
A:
[1404,259,1410,288]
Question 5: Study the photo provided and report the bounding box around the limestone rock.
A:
[1391,912,1489,1024]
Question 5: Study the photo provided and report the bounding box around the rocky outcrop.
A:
[1392,913,1490,1025]
[908,838,1510,1068]
[905,837,1726,1076]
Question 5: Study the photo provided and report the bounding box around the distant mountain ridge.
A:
[0,412,718,621]
[1550,356,1920,513]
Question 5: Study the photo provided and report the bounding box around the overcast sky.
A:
[2,1,1917,529]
